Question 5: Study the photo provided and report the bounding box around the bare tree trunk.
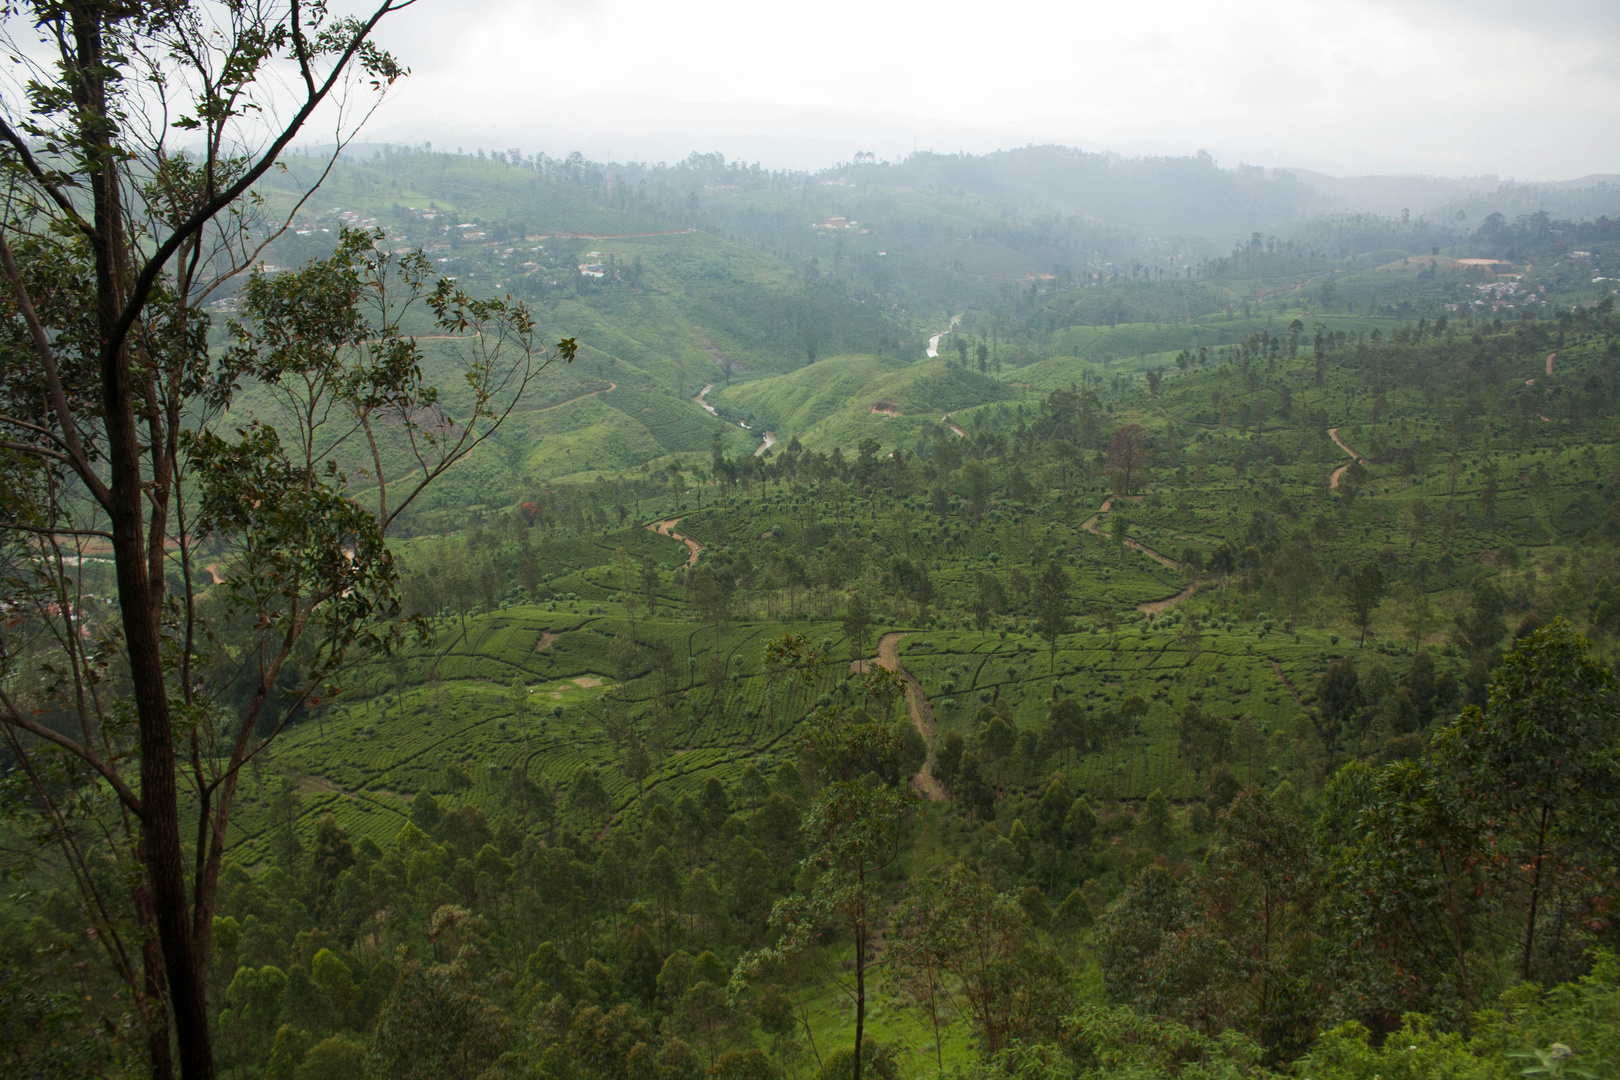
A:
[136,879,175,1080]
[81,1,212,1061]
[1521,803,1551,981]
[853,915,866,1080]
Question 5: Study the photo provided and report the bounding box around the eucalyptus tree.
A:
[0,5,569,1076]
[889,864,1069,1061]
[735,709,913,1080]
[1032,560,1070,674]
[1435,618,1620,983]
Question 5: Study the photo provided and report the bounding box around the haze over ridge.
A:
[359,0,1620,179]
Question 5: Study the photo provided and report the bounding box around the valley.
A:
[7,130,1620,1080]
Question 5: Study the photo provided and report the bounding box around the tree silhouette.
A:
[1033,562,1072,674]
[1108,424,1152,493]
[1343,563,1386,646]
[843,593,873,669]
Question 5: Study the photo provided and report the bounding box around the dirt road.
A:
[646,518,701,566]
[864,632,946,801]
[1082,497,1183,565]
[1327,427,1363,490]
[1078,495,1198,612]
[1139,581,1197,615]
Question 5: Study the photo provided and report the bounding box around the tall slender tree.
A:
[736,711,912,1080]
[1108,424,1152,494]
[0,9,568,1077]
[1033,561,1071,674]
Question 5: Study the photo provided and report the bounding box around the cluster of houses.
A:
[293,206,380,239]
[1447,276,1549,315]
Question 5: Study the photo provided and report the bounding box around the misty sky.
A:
[351,0,1619,179]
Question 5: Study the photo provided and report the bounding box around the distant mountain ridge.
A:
[1280,167,1620,221]
[289,140,1620,249]
[831,146,1620,245]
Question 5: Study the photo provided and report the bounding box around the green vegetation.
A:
[21,292,1620,1078]
[5,31,1620,1079]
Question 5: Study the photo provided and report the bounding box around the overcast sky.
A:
[355,0,1616,178]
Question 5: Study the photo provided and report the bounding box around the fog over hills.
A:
[313,138,1620,250]
[1283,169,1620,220]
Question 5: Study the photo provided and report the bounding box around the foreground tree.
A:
[842,592,872,669]
[0,7,568,1076]
[1317,757,1488,1025]
[1434,618,1620,983]
[367,960,512,1080]
[1318,621,1620,1026]
[1201,786,1318,1057]
[890,865,1070,1057]
[736,710,913,1080]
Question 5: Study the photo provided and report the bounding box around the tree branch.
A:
[0,438,79,467]
[0,118,92,233]
[106,0,411,366]
[0,231,112,508]
[290,0,320,99]
[0,521,114,540]
[0,689,142,815]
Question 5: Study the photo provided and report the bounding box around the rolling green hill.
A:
[13,139,1620,1080]
[714,355,1017,449]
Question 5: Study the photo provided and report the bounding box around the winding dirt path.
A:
[754,431,777,457]
[1079,495,1198,612]
[1139,581,1197,615]
[941,413,968,439]
[859,632,946,800]
[646,518,702,567]
[1327,426,1363,490]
